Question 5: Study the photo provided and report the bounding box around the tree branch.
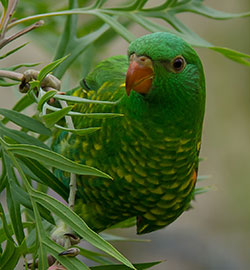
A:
[59,100,77,212]
[0,20,44,49]
[0,69,23,81]
[0,0,19,38]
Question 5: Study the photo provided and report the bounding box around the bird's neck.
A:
[122,90,202,135]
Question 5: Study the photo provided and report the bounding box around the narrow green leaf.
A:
[52,0,78,74]
[10,181,32,209]
[197,175,210,182]
[31,201,49,270]
[172,1,250,20]
[36,133,50,144]
[37,206,55,226]
[10,180,55,225]
[101,233,150,243]
[42,105,73,128]
[90,261,162,270]
[0,108,51,135]
[36,181,48,193]
[0,175,7,193]
[37,55,68,82]
[108,217,136,229]
[45,104,123,118]
[0,202,15,244]
[93,0,108,9]
[30,190,135,269]
[92,18,132,52]
[136,0,149,10]
[3,152,25,245]
[0,240,20,270]
[6,143,112,179]
[0,43,28,59]
[53,93,121,105]
[6,183,25,245]
[130,11,208,47]
[53,24,110,79]
[0,159,7,193]
[2,94,34,125]
[3,143,49,268]
[91,11,136,42]
[0,0,8,10]
[55,125,101,135]
[37,89,57,111]
[141,0,177,11]
[0,78,18,86]
[78,246,113,265]
[25,226,38,252]
[25,220,52,251]
[71,112,123,119]
[8,62,40,71]
[127,13,167,33]
[108,0,148,11]
[210,46,250,66]
[0,122,50,149]
[0,222,34,244]
[175,0,192,6]
[129,12,195,48]
[28,80,40,90]
[152,12,211,47]
[18,156,69,201]
[194,186,213,195]
[12,93,34,111]
[18,159,43,183]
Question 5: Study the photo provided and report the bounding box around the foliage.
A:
[0,0,249,269]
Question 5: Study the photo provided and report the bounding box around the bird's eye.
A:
[171,56,186,73]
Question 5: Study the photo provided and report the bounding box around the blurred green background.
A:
[1,0,250,269]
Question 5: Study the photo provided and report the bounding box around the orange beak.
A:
[125,54,154,96]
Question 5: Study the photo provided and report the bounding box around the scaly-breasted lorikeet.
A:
[53,32,206,234]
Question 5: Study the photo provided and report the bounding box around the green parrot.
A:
[53,32,206,234]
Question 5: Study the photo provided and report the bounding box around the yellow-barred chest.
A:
[63,112,199,233]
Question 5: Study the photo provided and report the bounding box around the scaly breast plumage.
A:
[72,115,197,215]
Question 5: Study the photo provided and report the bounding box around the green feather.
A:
[53,32,206,234]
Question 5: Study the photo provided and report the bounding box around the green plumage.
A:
[53,32,206,234]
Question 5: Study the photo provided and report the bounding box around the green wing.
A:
[53,54,128,163]
[52,55,131,231]
[83,55,128,92]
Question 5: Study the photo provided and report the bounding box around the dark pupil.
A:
[173,58,183,70]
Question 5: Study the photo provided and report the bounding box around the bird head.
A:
[126,32,205,122]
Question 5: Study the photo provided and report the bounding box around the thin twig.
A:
[59,100,77,212]
[68,174,77,210]
[0,0,19,38]
[59,101,75,131]
[0,9,6,32]
[0,20,44,49]
[0,69,23,81]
